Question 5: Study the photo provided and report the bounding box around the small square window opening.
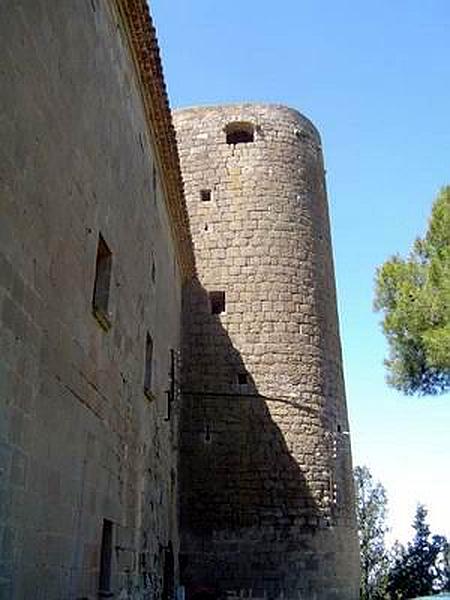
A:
[238,373,248,385]
[209,291,225,315]
[200,189,211,202]
[225,121,255,145]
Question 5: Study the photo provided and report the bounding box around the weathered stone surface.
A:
[1,1,360,598]
[174,105,360,600]
[0,1,187,598]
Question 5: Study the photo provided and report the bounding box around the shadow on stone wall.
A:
[179,279,322,596]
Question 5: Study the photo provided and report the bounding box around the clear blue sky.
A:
[150,0,450,543]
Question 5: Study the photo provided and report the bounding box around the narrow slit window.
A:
[144,333,154,399]
[98,519,113,595]
[152,163,157,195]
[200,189,211,202]
[92,234,112,330]
[225,121,254,145]
[162,543,174,600]
[209,291,225,315]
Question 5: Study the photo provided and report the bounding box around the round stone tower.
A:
[173,104,359,600]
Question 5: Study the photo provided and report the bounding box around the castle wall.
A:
[0,1,191,598]
[174,105,360,600]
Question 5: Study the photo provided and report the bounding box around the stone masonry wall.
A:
[174,105,360,600]
[0,1,186,598]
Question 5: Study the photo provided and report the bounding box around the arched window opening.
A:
[225,121,254,145]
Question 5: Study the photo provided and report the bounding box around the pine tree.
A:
[387,504,449,598]
[374,186,450,395]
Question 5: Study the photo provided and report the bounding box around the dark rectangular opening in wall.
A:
[151,256,156,284]
[92,234,112,330]
[200,189,211,202]
[238,373,248,385]
[162,543,174,600]
[225,122,255,145]
[152,163,157,195]
[209,291,225,315]
[99,519,113,596]
[144,333,153,399]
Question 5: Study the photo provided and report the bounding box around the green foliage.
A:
[374,186,450,395]
[354,468,450,599]
[387,504,449,598]
[354,466,390,599]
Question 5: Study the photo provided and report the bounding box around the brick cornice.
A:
[113,0,195,280]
